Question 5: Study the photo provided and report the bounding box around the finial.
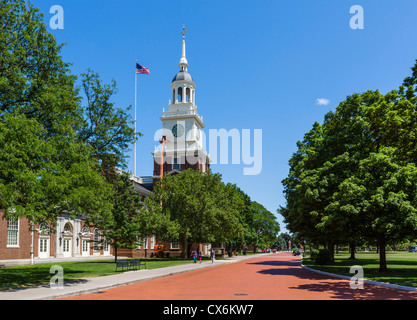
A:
[179,25,189,68]
[181,25,188,40]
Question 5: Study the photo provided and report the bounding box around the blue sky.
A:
[33,0,417,234]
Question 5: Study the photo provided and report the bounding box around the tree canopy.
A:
[0,0,136,229]
[280,60,417,271]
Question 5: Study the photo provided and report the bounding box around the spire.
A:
[179,25,188,71]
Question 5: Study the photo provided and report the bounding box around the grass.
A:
[302,252,417,288]
[0,257,208,291]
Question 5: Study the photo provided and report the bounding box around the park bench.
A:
[115,259,129,272]
[130,259,146,270]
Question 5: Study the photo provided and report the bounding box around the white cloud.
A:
[316,98,330,106]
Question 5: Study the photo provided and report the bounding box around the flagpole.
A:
[134,59,137,177]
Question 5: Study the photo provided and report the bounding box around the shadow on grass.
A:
[0,258,196,291]
[0,267,90,291]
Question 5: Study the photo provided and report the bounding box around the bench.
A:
[115,260,129,272]
[130,259,146,270]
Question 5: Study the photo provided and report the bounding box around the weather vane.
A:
[181,25,188,39]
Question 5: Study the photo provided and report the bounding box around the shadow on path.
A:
[248,255,417,300]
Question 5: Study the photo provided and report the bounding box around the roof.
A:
[172,70,194,84]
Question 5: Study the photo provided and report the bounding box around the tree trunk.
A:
[181,237,191,260]
[114,247,118,263]
[327,242,335,262]
[378,236,387,272]
[349,243,356,260]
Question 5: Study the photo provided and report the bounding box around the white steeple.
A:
[152,25,211,179]
[179,25,188,71]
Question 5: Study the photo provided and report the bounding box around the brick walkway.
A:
[61,253,417,300]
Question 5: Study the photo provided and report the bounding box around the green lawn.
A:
[302,252,417,288]
[0,257,204,291]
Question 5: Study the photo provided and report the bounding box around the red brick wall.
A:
[0,217,32,260]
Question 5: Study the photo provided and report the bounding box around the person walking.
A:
[193,250,197,263]
[210,249,215,263]
[198,251,202,263]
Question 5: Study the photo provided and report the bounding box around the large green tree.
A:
[0,0,135,229]
[142,169,245,259]
[280,61,417,271]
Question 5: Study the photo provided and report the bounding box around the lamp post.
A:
[30,220,34,265]
[159,135,167,188]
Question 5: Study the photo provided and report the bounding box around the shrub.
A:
[313,249,332,265]
[310,249,319,261]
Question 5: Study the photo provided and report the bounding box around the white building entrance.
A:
[39,237,50,259]
[38,223,50,259]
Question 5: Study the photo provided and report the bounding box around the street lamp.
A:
[159,135,167,188]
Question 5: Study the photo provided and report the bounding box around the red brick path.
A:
[61,253,417,300]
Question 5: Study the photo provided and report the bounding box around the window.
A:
[39,223,50,235]
[171,242,179,250]
[82,226,89,235]
[136,236,141,249]
[7,218,19,247]
[172,157,180,171]
[103,237,110,252]
[82,240,89,253]
[93,229,101,251]
[40,239,48,253]
[150,235,156,249]
[63,223,72,234]
[144,236,148,249]
[177,87,183,102]
[186,87,190,102]
[63,239,70,252]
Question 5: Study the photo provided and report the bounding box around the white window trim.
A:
[171,241,180,250]
[150,235,156,249]
[7,218,20,248]
[144,236,148,250]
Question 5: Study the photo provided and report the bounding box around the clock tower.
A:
[153,26,210,180]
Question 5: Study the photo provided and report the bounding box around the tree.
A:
[248,201,280,251]
[96,172,143,262]
[334,149,417,271]
[0,0,134,229]
[0,0,82,135]
[280,61,417,270]
[77,70,138,169]
[142,169,245,259]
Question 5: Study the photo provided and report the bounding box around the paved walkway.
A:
[2,253,417,300]
[0,253,262,300]
[63,253,417,300]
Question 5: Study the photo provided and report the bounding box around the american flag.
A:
[136,63,150,75]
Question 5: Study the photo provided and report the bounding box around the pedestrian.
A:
[210,249,215,263]
[193,250,197,263]
[198,251,202,263]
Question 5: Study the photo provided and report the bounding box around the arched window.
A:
[186,87,190,102]
[63,222,73,235]
[172,89,175,104]
[177,87,183,102]
[93,229,101,252]
[82,226,89,235]
[39,223,50,235]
